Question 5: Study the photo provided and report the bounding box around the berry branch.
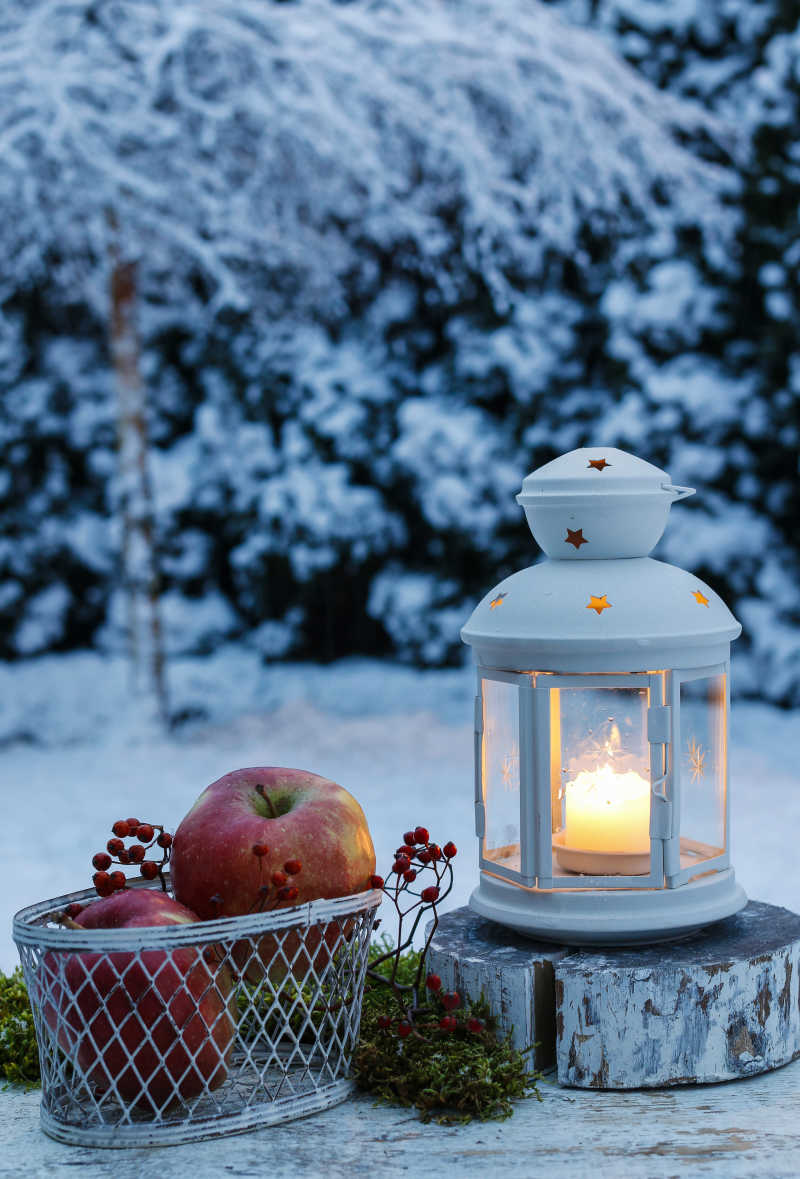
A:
[366,827,478,1038]
[249,843,302,913]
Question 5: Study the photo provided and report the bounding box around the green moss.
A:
[353,939,542,1123]
[0,968,40,1086]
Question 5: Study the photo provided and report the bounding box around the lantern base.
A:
[469,867,746,945]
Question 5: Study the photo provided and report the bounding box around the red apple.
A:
[171,767,376,917]
[42,889,235,1110]
[170,767,376,979]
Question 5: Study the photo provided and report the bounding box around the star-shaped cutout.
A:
[587,458,611,471]
[489,592,507,610]
[565,528,588,550]
[692,590,710,607]
[587,594,611,615]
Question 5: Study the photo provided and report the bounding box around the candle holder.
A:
[461,446,746,945]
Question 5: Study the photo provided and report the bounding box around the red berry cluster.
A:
[91,818,173,896]
[248,844,303,912]
[368,827,456,911]
[375,973,485,1039]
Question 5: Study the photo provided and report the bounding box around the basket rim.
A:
[13,877,383,951]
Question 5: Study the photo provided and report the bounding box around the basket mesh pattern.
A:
[14,884,379,1146]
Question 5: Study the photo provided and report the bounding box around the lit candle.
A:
[563,764,651,854]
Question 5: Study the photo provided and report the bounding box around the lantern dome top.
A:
[516,446,694,559]
[517,446,687,500]
[461,557,741,672]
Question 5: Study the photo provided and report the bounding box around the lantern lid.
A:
[516,447,692,502]
[461,557,741,672]
[515,447,694,559]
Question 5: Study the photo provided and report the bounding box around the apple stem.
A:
[255,782,279,819]
[58,915,84,930]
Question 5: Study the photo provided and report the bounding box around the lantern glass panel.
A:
[678,673,726,868]
[552,684,651,876]
[481,677,521,874]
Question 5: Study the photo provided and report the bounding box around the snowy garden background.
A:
[1,0,799,968]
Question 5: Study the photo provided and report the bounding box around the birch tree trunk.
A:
[110,247,169,727]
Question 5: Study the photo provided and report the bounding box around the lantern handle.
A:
[661,482,695,501]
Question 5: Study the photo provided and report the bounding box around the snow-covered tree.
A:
[540,0,800,700]
[1,0,796,701]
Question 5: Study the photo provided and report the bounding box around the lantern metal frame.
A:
[474,661,731,889]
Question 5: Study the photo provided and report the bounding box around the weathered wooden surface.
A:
[5,1064,800,1179]
[427,908,568,1072]
[558,900,800,1089]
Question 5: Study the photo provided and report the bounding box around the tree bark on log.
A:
[556,901,800,1088]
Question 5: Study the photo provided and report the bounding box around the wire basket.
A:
[13,880,380,1147]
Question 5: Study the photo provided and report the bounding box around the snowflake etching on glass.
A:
[501,747,520,790]
[687,737,707,783]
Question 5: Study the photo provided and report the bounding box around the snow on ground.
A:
[1,648,798,973]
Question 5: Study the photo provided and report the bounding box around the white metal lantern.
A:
[462,447,747,944]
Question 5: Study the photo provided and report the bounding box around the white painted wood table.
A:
[3,1060,800,1179]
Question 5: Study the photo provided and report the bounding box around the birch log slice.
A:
[557,900,800,1089]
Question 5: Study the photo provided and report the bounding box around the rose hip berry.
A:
[129,844,146,863]
[403,830,416,845]
[65,903,83,919]
[156,831,172,849]
[111,820,130,838]
[117,849,131,864]
[377,1014,392,1030]
[271,871,288,888]
[441,991,461,1011]
[413,826,429,845]
[439,1015,457,1032]
[109,870,127,891]
[277,884,299,903]
[417,850,432,864]
[369,874,385,889]
[397,1020,413,1038]
[284,859,302,876]
[420,885,440,903]
[136,824,154,843]
[403,868,417,882]
[467,1018,485,1034]
[125,818,140,831]
[252,843,269,857]
[107,838,125,855]
[443,841,457,859]
[397,844,416,858]
[140,861,159,880]
[392,856,411,874]
[92,852,112,871]
[425,973,442,992]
